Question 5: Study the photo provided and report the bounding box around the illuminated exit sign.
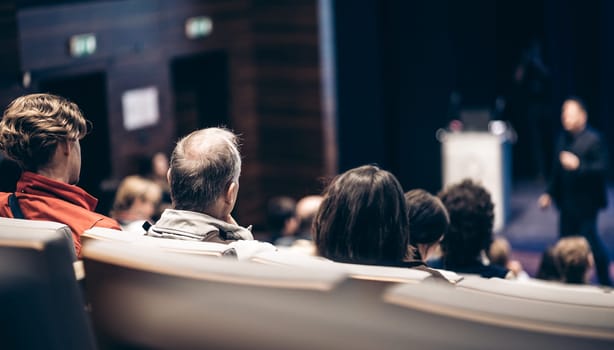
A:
[69,33,96,58]
[185,16,213,39]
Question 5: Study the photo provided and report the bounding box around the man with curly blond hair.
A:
[0,93,120,256]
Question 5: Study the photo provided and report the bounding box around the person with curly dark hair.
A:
[313,165,412,267]
[429,179,511,278]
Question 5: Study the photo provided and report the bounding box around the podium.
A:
[441,132,512,232]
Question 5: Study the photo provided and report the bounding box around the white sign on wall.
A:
[121,86,160,131]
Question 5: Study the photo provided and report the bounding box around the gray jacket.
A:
[146,209,253,244]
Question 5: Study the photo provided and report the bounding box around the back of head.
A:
[536,246,560,281]
[488,237,511,267]
[0,93,87,172]
[111,175,163,218]
[404,189,449,246]
[168,127,241,213]
[437,179,494,267]
[314,165,409,265]
[552,236,593,284]
[266,196,296,232]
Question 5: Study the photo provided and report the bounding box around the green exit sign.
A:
[185,16,213,39]
[69,33,96,58]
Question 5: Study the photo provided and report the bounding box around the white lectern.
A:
[441,132,511,232]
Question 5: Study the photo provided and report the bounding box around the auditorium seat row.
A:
[1,217,613,350]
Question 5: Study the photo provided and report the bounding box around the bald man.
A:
[538,97,611,286]
[146,127,253,243]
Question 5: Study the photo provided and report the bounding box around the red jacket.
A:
[0,172,121,256]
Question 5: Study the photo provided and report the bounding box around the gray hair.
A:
[169,127,241,212]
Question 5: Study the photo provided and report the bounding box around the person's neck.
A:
[570,125,586,136]
[195,205,225,222]
[418,244,430,262]
[36,167,69,184]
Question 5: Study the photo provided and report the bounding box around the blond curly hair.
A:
[111,175,162,217]
[0,93,88,171]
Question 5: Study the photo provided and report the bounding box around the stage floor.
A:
[500,181,614,280]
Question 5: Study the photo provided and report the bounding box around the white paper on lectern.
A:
[121,86,160,131]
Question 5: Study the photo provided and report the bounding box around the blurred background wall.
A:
[1,0,613,230]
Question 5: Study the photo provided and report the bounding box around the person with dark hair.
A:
[313,165,411,267]
[538,97,612,286]
[146,127,253,243]
[0,93,121,256]
[430,179,511,279]
[535,246,560,281]
[404,189,448,263]
[266,196,297,244]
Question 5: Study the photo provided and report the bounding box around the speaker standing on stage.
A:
[538,97,612,286]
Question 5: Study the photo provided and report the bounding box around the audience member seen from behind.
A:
[266,196,297,243]
[488,237,529,280]
[275,195,323,247]
[552,236,594,284]
[431,179,511,279]
[535,246,560,281]
[405,189,448,263]
[313,165,412,267]
[111,175,162,233]
[0,93,121,256]
[146,127,253,243]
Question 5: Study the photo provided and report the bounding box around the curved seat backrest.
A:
[0,216,76,260]
[83,227,233,257]
[82,239,614,350]
[457,275,614,308]
[0,217,95,349]
[251,249,434,283]
[385,281,614,343]
[82,239,349,348]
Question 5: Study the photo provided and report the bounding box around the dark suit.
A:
[546,126,611,285]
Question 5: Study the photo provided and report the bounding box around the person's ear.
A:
[225,181,238,205]
[166,168,171,184]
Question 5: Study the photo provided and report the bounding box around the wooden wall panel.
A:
[0,0,327,229]
[0,2,20,84]
[250,0,326,213]
[158,0,250,58]
[17,0,161,71]
[104,52,175,176]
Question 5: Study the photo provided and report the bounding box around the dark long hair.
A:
[405,189,449,246]
[314,165,410,266]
